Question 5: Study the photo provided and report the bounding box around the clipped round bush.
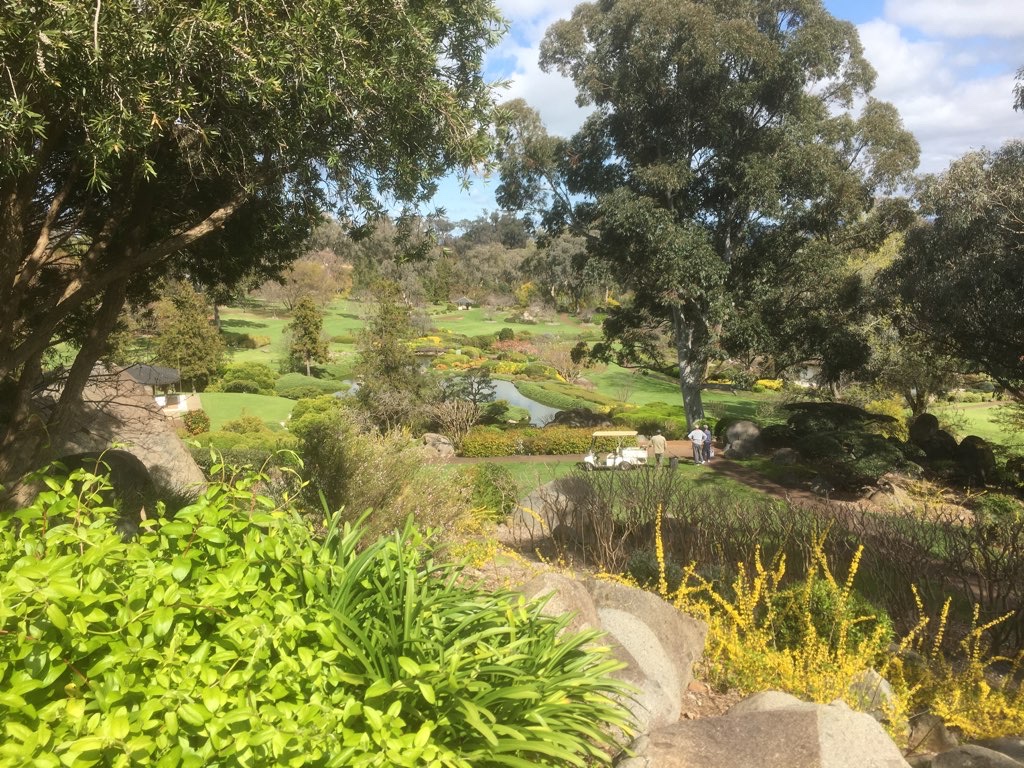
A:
[496,327,515,341]
[0,479,632,766]
[223,378,261,394]
[220,362,277,393]
[181,409,210,436]
[274,372,346,395]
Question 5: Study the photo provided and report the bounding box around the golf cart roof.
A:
[591,430,638,437]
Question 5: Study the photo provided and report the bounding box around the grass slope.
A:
[197,392,295,431]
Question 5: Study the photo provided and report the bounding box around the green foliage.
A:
[461,463,520,520]
[890,141,1024,400]
[274,373,347,399]
[287,298,331,376]
[515,381,610,412]
[189,431,300,476]
[290,402,474,537]
[153,281,225,390]
[769,579,894,653]
[461,427,521,457]
[0,472,632,766]
[181,409,211,436]
[220,362,278,394]
[611,403,688,439]
[355,284,429,430]
[222,379,261,394]
[221,414,270,435]
[221,331,272,350]
[496,327,515,341]
[460,427,621,458]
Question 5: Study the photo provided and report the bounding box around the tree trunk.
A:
[305,357,311,377]
[670,304,709,428]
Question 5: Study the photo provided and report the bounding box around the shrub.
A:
[278,385,335,400]
[612,402,687,438]
[865,397,910,441]
[462,463,520,519]
[181,409,210,436]
[524,426,601,455]
[755,378,784,391]
[274,372,346,395]
[222,378,261,393]
[460,426,523,457]
[523,362,550,378]
[496,326,515,341]
[330,332,356,344]
[0,475,633,766]
[290,404,477,537]
[189,430,300,476]
[470,333,495,349]
[220,361,278,393]
[221,413,269,434]
[769,578,894,653]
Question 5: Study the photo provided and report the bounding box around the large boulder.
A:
[584,578,708,733]
[421,432,455,458]
[970,739,1024,764]
[618,691,910,768]
[724,420,762,458]
[910,414,940,446]
[42,369,205,493]
[921,430,959,462]
[516,572,599,636]
[956,436,996,485]
[931,745,1024,767]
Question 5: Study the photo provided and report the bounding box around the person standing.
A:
[650,430,668,467]
[702,424,713,463]
[687,424,706,465]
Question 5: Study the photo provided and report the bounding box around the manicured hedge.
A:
[460,426,628,457]
[274,373,346,396]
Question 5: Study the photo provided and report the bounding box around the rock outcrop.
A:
[516,574,708,734]
[41,368,205,493]
[618,691,910,768]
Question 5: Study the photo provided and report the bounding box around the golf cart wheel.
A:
[582,462,595,472]
[617,461,633,471]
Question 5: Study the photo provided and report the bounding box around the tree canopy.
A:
[889,140,1024,399]
[0,0,504,479]
[499,0,918,424]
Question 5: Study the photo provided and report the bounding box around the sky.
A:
[430,0,1024,221]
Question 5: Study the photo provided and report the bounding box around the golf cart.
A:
[580,429,648,471]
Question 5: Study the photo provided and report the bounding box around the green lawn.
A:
[197,392,295,431]
[933,402,1021,447]
[429,307,595,340]
[458,457,776,502]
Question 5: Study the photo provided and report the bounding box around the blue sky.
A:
[429,0,1024,222]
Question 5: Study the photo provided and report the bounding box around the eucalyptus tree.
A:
[889,141,1024,400]
[0,0,504,480]
[498,0,918,424]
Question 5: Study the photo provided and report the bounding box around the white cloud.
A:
[884,0,1024,38]
[858,19,1022,173]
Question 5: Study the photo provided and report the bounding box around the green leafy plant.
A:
[0,468,633,766]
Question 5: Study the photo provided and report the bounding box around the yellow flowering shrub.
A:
[754,378,784,391]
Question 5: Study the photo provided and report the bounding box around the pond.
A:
[490,379,561,426]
